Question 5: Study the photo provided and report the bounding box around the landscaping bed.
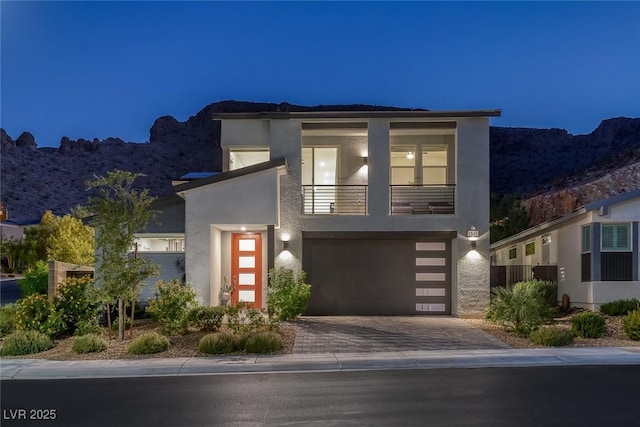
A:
[0,318,298,360]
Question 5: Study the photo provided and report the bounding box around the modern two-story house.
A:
[161,109,500,317]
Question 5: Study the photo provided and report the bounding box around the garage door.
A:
[303,232,452,315]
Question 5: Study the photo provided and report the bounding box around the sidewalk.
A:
[3,347,640,380]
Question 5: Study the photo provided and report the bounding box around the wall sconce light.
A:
[363,156,368,166]
[467,226,479,249]
[406,152,415,160]
[281,233,291,251]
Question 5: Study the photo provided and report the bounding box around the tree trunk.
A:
[118,298,125,341]
[106,302,112,340]
[129,298,135,340]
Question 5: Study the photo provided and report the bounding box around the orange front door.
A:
[231,233,262,309]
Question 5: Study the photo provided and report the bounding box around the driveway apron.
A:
[292,316,510,354]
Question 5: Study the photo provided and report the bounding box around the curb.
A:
[2,347,640,380]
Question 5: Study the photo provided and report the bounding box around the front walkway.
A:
[292,316,511,354]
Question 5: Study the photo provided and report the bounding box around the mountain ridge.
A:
[1,100,639,223]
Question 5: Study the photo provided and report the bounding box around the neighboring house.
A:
[490,190,640,310]
[160,108,500,317]
[0,218,40,240]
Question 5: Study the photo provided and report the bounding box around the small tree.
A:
[47,213,95,265]
[86,170,159,341]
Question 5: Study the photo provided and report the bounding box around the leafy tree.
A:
[47,214,94,265]
[0,234,26,273]
[490,193,531,243]
[86,169,159,341]
[13,210,94,270]
[17,260,49,296]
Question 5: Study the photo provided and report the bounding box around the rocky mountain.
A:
[1,100,639,223]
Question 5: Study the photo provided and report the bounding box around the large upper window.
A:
[390,144,448,185]
[600,223,633,281]
[229,149,270,171]
[302,147,338,214]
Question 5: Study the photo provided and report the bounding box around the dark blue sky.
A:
[1,1,639,147]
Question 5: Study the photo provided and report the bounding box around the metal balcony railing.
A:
[302,185,368,215]
[390,185,456,215]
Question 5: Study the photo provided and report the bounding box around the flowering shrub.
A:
[14,294,64,337]
[54,276,104,334]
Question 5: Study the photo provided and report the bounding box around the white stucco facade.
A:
[175,109,500,316]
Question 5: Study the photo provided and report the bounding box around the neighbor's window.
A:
[581,225,591,253]
[525,242,535,256]
[601,223,631,251]
[508,247,517,260]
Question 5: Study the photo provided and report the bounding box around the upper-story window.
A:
[133,235,185,252]
[390,144,448,185]
[229,149,270,171]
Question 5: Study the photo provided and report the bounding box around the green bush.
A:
[188,306,225,331]
[0,330,52,356]
[600,299,640,316]
[110,316,131,331]
[198,332,236,354]
[267,268,312,321]
[226,303,267,334]
[622,310,640,341]
[571,312,606,338]
[74,319,102,336]
[14,294,64,337]
[534,280,558,308]
[529,326,574,347]
[72,333,107,354]
[486,280,555,336]
[127,332,170,355]
[53,276,104,334]
[146,279,197,335]
[0,304,17,337]
[17,260,49,297]
[244,331,283,354]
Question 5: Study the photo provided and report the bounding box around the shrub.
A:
[226,303,267,334]
[486,280,555,336]
[622,310,640,341]
[110,316,131,331]
[17,260,49,297]
[0,330,52,356]
[14,294,64,337]
[188,306,225,331]
[53,276,104,334]
[244,331,283,354]
[267,268,312,321]
[72,333,107,354]
[529,327,574,347]
[127,332,170,354]
[146,279,197,335]
[600,299,640,316]
[571,312,606,338]
[534,280,558,308]
[0,304,17,337]
[198,332,236,354]
[74,319,102,336]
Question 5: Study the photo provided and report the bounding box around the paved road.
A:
[0,279,20,305]
[2,366,638,426]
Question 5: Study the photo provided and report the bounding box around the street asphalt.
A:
[2,347,640,380]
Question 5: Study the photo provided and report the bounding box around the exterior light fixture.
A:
[406,152,415,160]
[281,233,291,251]
[240,226,247,232]
[467,226,479,250]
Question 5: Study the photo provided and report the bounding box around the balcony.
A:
[302,185,368,215]
[390,185,455,215]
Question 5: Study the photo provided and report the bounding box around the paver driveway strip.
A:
[292,316,511,354]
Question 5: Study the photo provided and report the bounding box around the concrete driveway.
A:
[292,316,510,354]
